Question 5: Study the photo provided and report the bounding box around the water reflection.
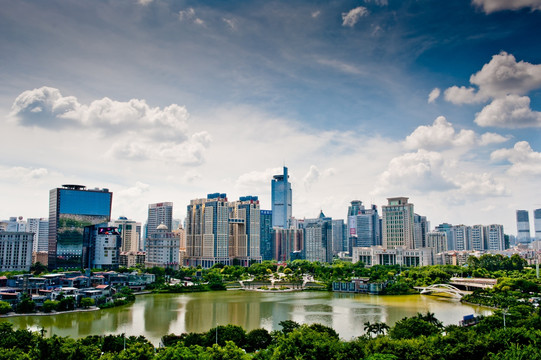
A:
[1,291,491,345]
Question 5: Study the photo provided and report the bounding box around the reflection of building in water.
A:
[143,294,179,336]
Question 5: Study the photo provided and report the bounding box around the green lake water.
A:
[1,291,491,345]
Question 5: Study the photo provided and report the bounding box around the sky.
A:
[1,0,541,235]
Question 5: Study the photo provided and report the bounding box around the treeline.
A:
[2,304,541,359]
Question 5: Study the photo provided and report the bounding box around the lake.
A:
[1,291,491,345]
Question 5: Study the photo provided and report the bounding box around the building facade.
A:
[382,197,414,249]
[229,196,262,266]
[332,219,347,254]
[271,167,292,228]
[146,202,173,239]
[413,214,428,249]
[273,228,303,262]
[112,217,141,252]
[83,224,122,270]
[534,209,541,241]
[260,210,273,261]
[347,201,380,253]
[0,231,34,271]
[145,223,180,269]
[48,185,112,269]
[516,210,531,244]
[27,218,49,253]
[426,231,447,254]
[352,246,432,267]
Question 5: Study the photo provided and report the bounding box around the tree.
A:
[0,301,12,315]
[41,300,58,313]
[245,328,272,352]
[389,316,441,339]
[80,297,95,308]
[206,324,247,348]
[30,262,48,275]
[279,320,300,335]
[16,294,35,313]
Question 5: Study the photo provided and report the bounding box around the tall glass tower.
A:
[271,167,292,228]
[534,209,541,241]
[48,184,112,269]
[516,210,531,244]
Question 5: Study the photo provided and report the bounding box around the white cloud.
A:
[444,86,487,104]
[342,7,369,27]
[138,0,153,5]
[491,141,541,175]
[428,88,440,103]
[453,172,507,196]
[179,8,204,25]
[472,0,541,14]
[365,0,389,6]
[235,167,282,193]
[403,116,507,150]
[0,166,48,182]
[373,150,457,195]
[445,52,541,105]
[311,10,321,18]
[223,18,237,30]
[10,86,210,164]
[118,181,150,198]
[475,94,541,128]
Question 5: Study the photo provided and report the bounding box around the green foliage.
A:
[80,297,95,308]
[389,316,441,339]
[245,328,272,352]
[41,300,58,313]
[0,300,12,314]
[16,294,35,313]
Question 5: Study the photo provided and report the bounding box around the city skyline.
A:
[1,1,541,233]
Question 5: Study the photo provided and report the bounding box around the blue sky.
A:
[1,0,541,234]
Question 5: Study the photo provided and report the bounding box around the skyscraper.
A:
[147,202,173,238]
[435,223,454,250]
[185,193,230,268]
[534,209,541,241]
[260,210,273,261]
[486,224,505,251]
[229,196,262,266]
[413,214,428,249]
[271,167,292,228]
[27,218,49,253]
[347,201,380,253]
[331,219,347,254]
[382,197,414,249]
[48,184,112,270]
[516,210,531,244]
[112,217,142,252]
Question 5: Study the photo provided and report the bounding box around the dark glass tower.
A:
[271,167,292,228]
[48,185,112,270]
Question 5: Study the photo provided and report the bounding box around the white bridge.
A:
[414,284,472,298]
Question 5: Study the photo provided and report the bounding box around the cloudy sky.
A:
[1,0,541,235]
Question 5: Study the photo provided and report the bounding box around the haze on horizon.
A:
[1,0,541,235]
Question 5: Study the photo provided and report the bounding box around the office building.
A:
[352,246,432,267]
[0,231,34,271]
[0,217,27,232]
[535,209,541,241]
[435,223,454,250]
[303,211,333,263]
[426,232,447,254]
[145,223,180,269]
[112,217,141,252]
[271,167,292,228]
[83,224,122,270]
[471,225,486,251]
[453,225,471,251]
[27,218,49,253]
[332,219,347,254]
[147,202,173,238]
[48,185,112,269]
[413,214,428,249]
[260,210,273,261]
[486,224,505,251]
[273,228,303,262]
[347,201,380,253]
[229,196,262,266]
[185,193,230,268]
[516,210,531,244]
[382,197,415,249]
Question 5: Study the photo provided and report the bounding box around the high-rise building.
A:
[516,210,531,244]
[273,228,303,262]
[0,217,27,232]
[435,223,454,250]
[27,218,49,253]
[382,197,414,249]
[0,231,34,271]
[83,223,122,270]
[48,185,112,270]
[260,210,273,261]
[426,232,447,254]
[486,224,505,251]
[145,223,180,269]
[303,211,333,263]
[347,201,380,253]
[147,202,173,238]
[453,225,471,251]
[271,167,292,228]
[332,219,347,254]
[186,193,230,268]
[534,209,541,241]
[112,217,141,252]
[413,214,428,249]
[229,196,262,266]
[471,224,486,251]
